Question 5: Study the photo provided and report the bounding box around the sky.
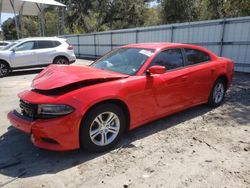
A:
[1,13,14,24]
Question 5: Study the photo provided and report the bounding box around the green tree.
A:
[45,10,60,36]
[198,0,250,20]
[160,0,198,24]
[1,18,17,40]
[61,0,148,33]
[106,0,147,29]
[144,6,161,26]
[61,0,96,33]
[21,16,39,38]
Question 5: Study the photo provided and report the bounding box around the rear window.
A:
[184,48,211,66]
[37,40,61,49]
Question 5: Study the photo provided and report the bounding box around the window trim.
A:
[144,48,185,74]
[14,41,37,51]
[36,40,59,49]
[182,48,212,67]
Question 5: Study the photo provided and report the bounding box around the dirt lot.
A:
[0,59,249,188]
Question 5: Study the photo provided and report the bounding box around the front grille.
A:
[19,100,38,118]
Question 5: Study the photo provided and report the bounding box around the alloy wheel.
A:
[89,112,120,146]
[213,82,225,104]
[55,58,68,64]
[0,63,9,77]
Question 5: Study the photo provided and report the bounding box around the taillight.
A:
[67,45,74,50]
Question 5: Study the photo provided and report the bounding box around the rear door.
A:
[10,41,38,68]
[36,40,59,65]
[183,48,217,104]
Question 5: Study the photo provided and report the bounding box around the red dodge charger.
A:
[8,43,234,152]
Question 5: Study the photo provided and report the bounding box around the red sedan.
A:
[8,43,234,152]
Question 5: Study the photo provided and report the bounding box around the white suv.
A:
[0,37,76,77]
[0,41,12,49]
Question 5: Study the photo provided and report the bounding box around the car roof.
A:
[16,37,66,43]
[122,42,217,58]
[123,42,207,51]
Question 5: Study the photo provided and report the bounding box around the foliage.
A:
[1,18,17,40]
[144,7,161,26]
[21,16,39,38]
[160,0,198,24]
[198,0,250,20]
[62,0,147,33]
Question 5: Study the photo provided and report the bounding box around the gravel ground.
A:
[0,59,249,188]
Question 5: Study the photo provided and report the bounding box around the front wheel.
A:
[208,79,226,107]
[0,62,10,77]
[80,103,126,152]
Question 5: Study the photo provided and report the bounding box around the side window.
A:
[150,49,184,70]
[37,41,55,49]
[15,41,35,51]
[184,48,211,66]
[53,41,61,47]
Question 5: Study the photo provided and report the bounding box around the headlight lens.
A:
[37,104,74,118]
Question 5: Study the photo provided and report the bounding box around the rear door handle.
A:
[181,76,188,81]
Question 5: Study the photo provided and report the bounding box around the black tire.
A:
[80,103,126,152]
[207,78,226,107]
[0,61,10,77]
[53,56,69,65]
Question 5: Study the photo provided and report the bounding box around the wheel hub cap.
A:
[213,83,224,104]
[89,112,120,146]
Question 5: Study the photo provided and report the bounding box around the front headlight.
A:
[37,104,74,118]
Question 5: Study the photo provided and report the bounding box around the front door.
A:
[10,41,38,68]
[147,48,190,113]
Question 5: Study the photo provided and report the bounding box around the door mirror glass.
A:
[147,65,166,75]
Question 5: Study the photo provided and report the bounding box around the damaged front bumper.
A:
[7,90,84,151]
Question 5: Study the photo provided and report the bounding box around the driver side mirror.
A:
[146,65,166,76]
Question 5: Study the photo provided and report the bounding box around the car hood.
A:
[32,65,128,90]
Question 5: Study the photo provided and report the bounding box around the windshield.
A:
[1,42,18,50]
[91,48,155,75]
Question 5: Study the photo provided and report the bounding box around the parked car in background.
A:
[0,37,76,77]
[8,43,234,152]
[0,41,12,49]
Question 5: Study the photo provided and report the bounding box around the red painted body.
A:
[8,43,234,151]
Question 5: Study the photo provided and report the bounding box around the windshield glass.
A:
[91,48,155,75]
[1,42,18,50]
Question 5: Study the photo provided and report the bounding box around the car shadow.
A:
[0,72,249,179]
[224,72,250,126]
[0,104,211,179]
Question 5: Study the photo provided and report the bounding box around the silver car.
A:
[0,37,76,77]
[0,41,12,49]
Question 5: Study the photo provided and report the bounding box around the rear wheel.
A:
[0,61,10,77]
[208,78,226,107]
[53,57,69,65]
[80,103,126,152]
